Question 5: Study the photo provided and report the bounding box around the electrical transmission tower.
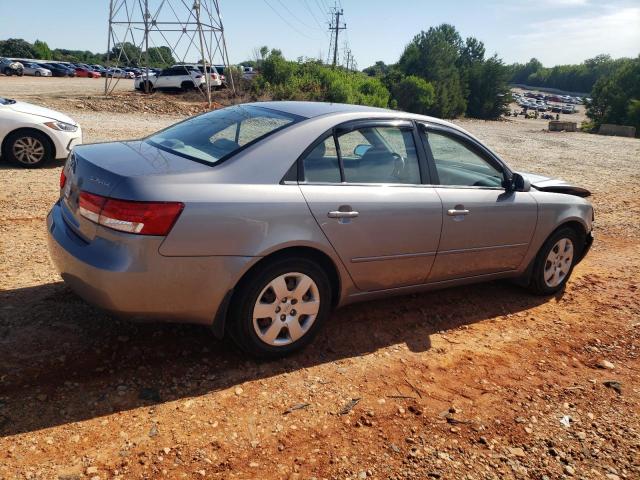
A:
[105,0,234,106]
[327,6,346,67]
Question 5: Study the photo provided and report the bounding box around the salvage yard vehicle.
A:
[134,66,205,92]
[21,62,52,77]
[47,102,594,358]
[0,96,82,167]
[0,57,24,76]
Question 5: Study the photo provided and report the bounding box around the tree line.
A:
[0,38,176,68]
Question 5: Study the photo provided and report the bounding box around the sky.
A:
[1,0,638,68]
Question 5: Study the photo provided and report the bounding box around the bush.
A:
[252,53,390,108]
[391,75,435,114]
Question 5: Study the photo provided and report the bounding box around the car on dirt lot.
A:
[0,57,24,76]
[47,102,594,358]
[22,62,52,77]
[74,66,100,78]
[0,96,82,167]
[134,66,205,92]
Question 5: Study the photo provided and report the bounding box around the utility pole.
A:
[328,8,345,67]
[345,49,351,71]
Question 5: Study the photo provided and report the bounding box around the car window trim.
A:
[296,118,428,186]
[418,122,513,189]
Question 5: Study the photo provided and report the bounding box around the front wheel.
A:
[528,227,581,295]
[35,71,41,77]
[3,130,53,168]
[227,257,332,359]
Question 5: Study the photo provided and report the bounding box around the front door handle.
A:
[447,208,470,216]
[328,210,359,218]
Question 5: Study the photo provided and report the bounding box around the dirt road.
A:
[0,82,639,479]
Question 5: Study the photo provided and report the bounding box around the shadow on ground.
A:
[0,279,553,437]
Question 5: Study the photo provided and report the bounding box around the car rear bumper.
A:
[47,201,252,325]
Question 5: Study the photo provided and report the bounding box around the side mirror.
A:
[505,172,531,192]
[353,144,371,157]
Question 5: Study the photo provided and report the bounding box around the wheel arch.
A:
[212,245,342,339]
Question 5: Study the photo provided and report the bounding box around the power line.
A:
[302,0,327,33]
[328,6,346,67]
[275,0,318,31]
[262,0,317,39]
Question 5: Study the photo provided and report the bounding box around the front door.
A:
[299,122,443,291]
[420,127,538,282]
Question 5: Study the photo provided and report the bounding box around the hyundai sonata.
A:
[47,102,593,357]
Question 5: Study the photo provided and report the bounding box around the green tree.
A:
[0,38,36,58]
[32,40,52,60]
[466,55,510,119]
[397,24,466,118]
[110,42,142,66]
[391,75,435,114]
[362,61,390,77]
[587,56,640,132]
[145,46,174,67]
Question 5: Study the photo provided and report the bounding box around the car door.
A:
[299,120,443,291]
[155,69,173,88]
[419,125,537,282]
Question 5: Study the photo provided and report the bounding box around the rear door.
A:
[419,125,538,282]
[299,120,443,291]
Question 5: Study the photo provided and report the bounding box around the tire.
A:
[17,69,23,77]
[2,130,54,168]
[527,227,582,295]
[4,68,12,76]
[227,257,332,359]
[35,71,41,77]
[181,81,195,91]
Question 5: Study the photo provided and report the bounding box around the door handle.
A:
[328,210,359,218]
[447,208,470,216]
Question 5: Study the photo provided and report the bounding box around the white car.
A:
[22,62,52,77]
[170,64,223,88]
[106,68,133,79]
[134,66,205,92]
[0,97,82,168]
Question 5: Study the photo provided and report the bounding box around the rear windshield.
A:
[146,105,300,165]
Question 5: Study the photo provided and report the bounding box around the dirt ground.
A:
[0,78,639,480]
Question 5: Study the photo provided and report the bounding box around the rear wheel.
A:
[3,130,53,168]
[181,81,195,91]
[528,227,581,295]
[227,257,332,359]
[3,68,12,76]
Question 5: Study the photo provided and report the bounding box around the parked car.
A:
[170,64,223,88]
[106,67,128,78]
[0,96,82,168]
[0,57,24,76]
[91,65,108,76]
[43,63,75,77]
[134,67,205,92]
[241,65,258,81]
[22,62,52,77]
[562,105,576,114]
[47,102,594,358]
[75,67,100,78]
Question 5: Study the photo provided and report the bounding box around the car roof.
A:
[249,101,395,119]
[246,100,460,131]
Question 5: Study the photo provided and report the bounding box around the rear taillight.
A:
[60,170,67,189]
[78,191,184,236]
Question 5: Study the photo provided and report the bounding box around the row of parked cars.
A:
[512,92,584,114]
[0,57,140,79]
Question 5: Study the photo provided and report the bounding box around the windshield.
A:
[146,105,301,165]
[0,97,16,105]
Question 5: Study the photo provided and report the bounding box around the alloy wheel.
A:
[252,272,320,346]
[13,136,45,165]
[543,238,574,287]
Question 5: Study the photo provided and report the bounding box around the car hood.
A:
[519,171,591,197]
[9,101,77,125]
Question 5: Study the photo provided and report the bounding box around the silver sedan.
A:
[22,63,52,77]
[47,102,594,358]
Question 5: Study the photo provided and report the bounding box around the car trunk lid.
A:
[60,140,210,241]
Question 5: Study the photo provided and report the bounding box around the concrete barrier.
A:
[548,121,577,132]
[598,124,636,138]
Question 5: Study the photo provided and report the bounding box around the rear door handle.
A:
[328,210,359,218]
[447,208,470,216]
